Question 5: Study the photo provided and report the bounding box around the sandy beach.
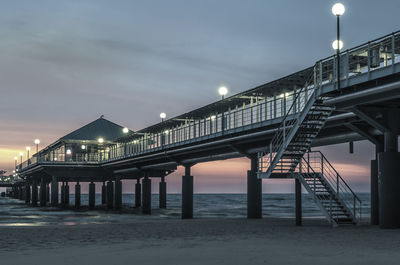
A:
[1,217,399,265]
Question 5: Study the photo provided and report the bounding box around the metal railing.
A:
[300,151,362,222]
[315,30,400,88]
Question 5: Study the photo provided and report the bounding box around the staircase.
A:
[257,64,334,179]
[295,151,361,225]
[257,64,361,225]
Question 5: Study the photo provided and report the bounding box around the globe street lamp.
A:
[34,139,40,154]
[218,86,228,100]
[122,127,129,134]
[332,3,345,90]
[160,112,166,122]
[26,147,30,165]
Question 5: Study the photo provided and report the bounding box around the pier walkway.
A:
[11,30,400,228]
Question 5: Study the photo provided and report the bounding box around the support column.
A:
[64,182,70,207]
[25,182,30,204]
[142,176,151,214]
[101,181,106,205]
[60,182,65,206]
[18,186,23,200]
[21,186,26,201]
[40,177,46,206]
[114,177,122,210]
[107,180,114,209]
[379,111,400,229]
[182,166,193,219]
[371,142,383,226]
[31,181,38,206]
[46,184,50,202]
[75,182,81,209]
[135,179,141,207]
[295,178,302,226]
[89,182,95,209]
[159,176,167,209]
[247,156,262,219]
[51,177,58,207]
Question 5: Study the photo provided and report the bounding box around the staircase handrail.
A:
[302,151,362,221]
[317,151,361,203]
[262,63,318,177]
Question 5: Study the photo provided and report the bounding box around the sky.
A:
[0,0,399,193]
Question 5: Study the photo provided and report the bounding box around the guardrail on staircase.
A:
[257,65,317,178]
[301,151,362,222]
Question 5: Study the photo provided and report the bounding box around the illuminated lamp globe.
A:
[332,3,345,16]
[218,86,228,97]
[332,40,344,50]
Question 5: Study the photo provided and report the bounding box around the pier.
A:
[5,30,400,228]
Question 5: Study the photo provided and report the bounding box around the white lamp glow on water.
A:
[332,40,344,50]
[332,3,345,16]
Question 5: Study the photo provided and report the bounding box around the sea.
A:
[0,193,370,226]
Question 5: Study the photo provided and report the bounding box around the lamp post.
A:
[218,86,228,100]
[14,156,18,169]
[34,139,40,162]
[26,147,30,165]
[160,112,166,122]
[19,152,23,165]
[332,3,345,90]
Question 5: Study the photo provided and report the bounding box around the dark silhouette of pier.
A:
[5,30,400,228]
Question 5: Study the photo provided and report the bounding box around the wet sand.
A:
[0,217,400,265]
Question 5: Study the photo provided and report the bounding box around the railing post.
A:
[353,197,356,218]
[264,98,268,120]
[242,102,245,126]
[321,154,324,177]
[367,42,371,80]
[337,173,339,197]
[234,105,238,128]
[293,90,297,113]
[283,120,286,145]
[330,194,332,220]
[255,98,259,123]
[313,66,317,89]
[269,142,272,165]
[392,33,395,73]
[250,104,253,124]
[283,94,286,116]
[319,61,322,88]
